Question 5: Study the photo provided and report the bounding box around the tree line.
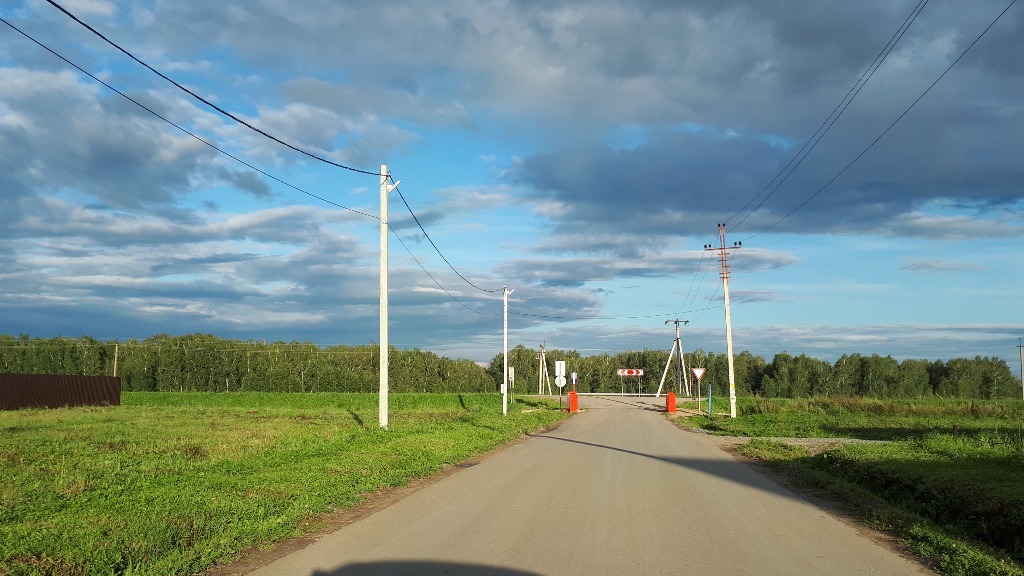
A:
[2,334,1019,399]
[0,334,492,393]
[486,345,1022,400]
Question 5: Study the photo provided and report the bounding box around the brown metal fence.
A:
[0,373,121,410]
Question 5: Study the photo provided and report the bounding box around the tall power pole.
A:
[1018,338,1023,401]
[705,224,741,418]
[503,287,514,415]
[378,165,399,429]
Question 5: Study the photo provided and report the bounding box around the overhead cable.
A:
[0,17,377,220]
[742,0,1018,242]
[44,0,379,177]
[391,177,504,293]
[724,0,930,233]
[388,224,498,317]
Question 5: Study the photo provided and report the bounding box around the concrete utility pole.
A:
[503,287,514,415]
[1018,338,1023,401]
[705,224,741,418]
[379,164,399,429]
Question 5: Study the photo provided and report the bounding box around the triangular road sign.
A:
[691,367,707,381]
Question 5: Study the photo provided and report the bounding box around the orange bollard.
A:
[666,391,677,413]
[568,391,579,413]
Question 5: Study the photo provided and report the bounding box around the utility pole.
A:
[379,164,399,429]
[656,319,689,397]
[1018,338,1023,401]
[672,319,690,396]
[537,343,551,395]
[705,223,741,418]
[503,286,514,415]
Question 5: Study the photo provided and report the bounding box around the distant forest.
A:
[487,345,1022,400]
[1,334,1020,399]
[0,334,491,393]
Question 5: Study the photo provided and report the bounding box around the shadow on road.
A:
[526,431,799,502]
[312,561,541,576]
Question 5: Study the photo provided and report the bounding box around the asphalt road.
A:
[243,396,933,576]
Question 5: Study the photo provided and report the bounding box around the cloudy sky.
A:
[1,0,1022,377]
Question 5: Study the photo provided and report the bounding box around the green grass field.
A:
[679,396,1024,576]
[0,393,566,576]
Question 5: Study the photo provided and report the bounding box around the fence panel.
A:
[0,373,121,410]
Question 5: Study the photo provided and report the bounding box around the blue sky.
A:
[1,0,1022,380]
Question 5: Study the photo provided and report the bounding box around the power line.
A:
[390,178,504,293]
[44,0,379,177]
[741,0,1018,242]
[676,251,716,317]
[8,10,735,339]
[0,16,378,220]
[661,2,932,356]
[33,0,774,334]
[724,0,930,233]
[388,223,498,317]
[9,11,505,331]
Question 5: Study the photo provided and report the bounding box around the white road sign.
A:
[555,375,567,388]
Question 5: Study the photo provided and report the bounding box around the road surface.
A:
[239,396,932,576]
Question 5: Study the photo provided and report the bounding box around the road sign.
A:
[555,360,566,377]
[692,367,707,381]
[571,372,577,384]
[616,369,644,376]
[555,375,567,388]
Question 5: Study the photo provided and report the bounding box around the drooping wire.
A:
[741,0,1018,243]
[390,176,504,293]
[4,14,663,327]
[44,0,380,177]
[667,1,930,344]
[387,223,498,317]
[675,250,714,317]
[7,9,709,337]
[0,17,378,220]
[724,0,930,233]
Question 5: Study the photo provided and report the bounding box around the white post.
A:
[503,287,513,415]
[113,342,118,378]
[1018,338,1023,401]
[724,271,737,418]
[379,164,389,429]
[678,330,690,397]
[538,344,545,395]
[656,344,675,397]
[719,223,738,419]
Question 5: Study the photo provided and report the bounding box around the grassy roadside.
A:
[677,397,1024,576]
[0,393,566,576]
